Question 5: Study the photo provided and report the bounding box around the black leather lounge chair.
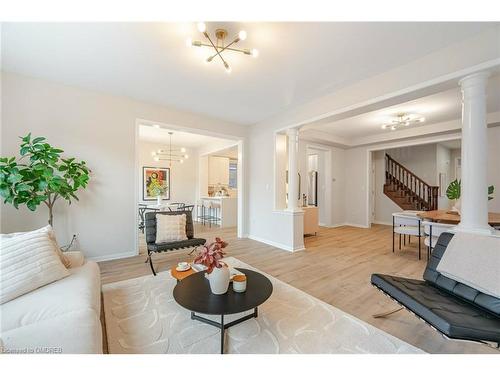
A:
[145,210,206,276]
[372,232,500,348]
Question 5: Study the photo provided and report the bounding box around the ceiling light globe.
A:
[197,22,206,33]
[153,156,160,162]
[184,154,189,159]
[238,30,247,41]
[419,117,426,122]
[391,126,396,131]
[251,48,259,58]
[180,159,184,164]
[151,151,156,157]
[180,147,186,153]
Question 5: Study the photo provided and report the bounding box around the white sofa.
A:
[0,253,102,354]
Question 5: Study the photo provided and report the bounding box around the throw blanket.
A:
[436,232,500,298]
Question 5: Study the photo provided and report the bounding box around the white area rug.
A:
[102,257,424,354]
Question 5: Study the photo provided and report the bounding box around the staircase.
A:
[384,154,439,211]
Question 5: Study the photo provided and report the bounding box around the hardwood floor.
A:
[98,224,497,354]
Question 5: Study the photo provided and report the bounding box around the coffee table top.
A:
[173,268,273,315]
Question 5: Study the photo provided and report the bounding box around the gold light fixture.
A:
[381,113,425,131]
[186,22,258,73]
[151,131,188,166]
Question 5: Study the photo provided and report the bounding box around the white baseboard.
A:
[343,222,370,229]
[247,234,303,252]
[88,251,137,262]
[372,220,392,226]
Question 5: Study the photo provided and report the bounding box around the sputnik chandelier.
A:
[381,113,425,131]
[186,22,259,73]
[151,132,189,167]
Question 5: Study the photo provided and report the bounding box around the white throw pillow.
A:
[0,227,70,304]
[1,225,71,268]
[156,214,188,243]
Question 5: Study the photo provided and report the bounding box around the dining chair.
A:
[423,221,455,259]
[392,212,423,260]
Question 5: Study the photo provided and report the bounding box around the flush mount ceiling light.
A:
[381,112,425,131]
[186,22,258,73]
[151,131,189,166]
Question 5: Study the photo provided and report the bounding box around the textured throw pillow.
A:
[0,227,70,304]
[156,214,188,243]
[1,226,71,268]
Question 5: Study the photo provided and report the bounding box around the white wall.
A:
[373,151,400,225]
[0,72,247,261]
[138,141,197,205]
[386,144,438,185]
[436,144,452,209]
[487,126,500,213]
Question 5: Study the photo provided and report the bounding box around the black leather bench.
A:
[145,210,206,276]
[372,232,500,347]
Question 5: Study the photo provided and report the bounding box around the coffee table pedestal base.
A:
[190,307,258,354]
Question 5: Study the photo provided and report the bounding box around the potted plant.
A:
[150,184,167,206]
[194,237,230,294]
[446,179,494,214]
[0,133,91,226]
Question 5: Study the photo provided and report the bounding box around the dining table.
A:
[417,209,500,226]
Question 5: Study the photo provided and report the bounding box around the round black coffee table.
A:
[173,268,273,354]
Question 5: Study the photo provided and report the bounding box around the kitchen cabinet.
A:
[208,156,230,185]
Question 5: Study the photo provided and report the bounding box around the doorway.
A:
[305,145,332,227]
[134,119,245,256]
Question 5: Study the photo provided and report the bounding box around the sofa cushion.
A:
[0,308,102,354]
[0,227,70,304]
[0,261,101,332]
[1,225,72,268]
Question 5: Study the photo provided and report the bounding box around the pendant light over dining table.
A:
[151,132,189,167]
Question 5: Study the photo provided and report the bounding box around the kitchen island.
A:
[200,196,238,227]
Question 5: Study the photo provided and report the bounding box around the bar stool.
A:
[208,200,221,227]
[203,200,215,227]
[197,199,207,225]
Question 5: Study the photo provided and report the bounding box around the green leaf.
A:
[32,137,46,144]
[446,179,461,200]
[26,200,38,211]
[15,183,32,192]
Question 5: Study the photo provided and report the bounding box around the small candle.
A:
[232,274,247,293]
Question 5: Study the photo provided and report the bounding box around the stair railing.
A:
[385,154,439,210]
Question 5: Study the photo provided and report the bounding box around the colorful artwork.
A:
[143,167,170,201]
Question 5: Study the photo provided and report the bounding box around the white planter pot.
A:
[451,198,461,214]
[156,195,162,206]
[206,265,230,295]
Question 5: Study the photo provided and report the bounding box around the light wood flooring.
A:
[98,224,498,354]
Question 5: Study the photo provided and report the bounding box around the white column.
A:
[286,127,300,211]
[457,72,492,234]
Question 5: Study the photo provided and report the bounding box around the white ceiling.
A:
[301,74,500,141]
[2,22,496,125]
[138,124,235,149]
[210,145,238,159]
